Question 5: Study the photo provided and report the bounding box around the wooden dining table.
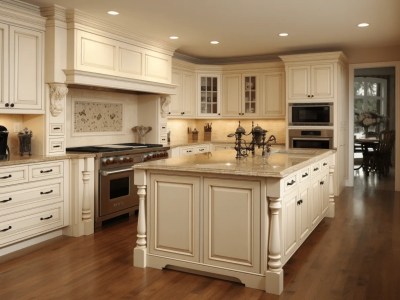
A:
[355,137,380,175]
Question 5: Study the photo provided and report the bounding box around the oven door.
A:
[99,167,138,217]
[290,137,332,149]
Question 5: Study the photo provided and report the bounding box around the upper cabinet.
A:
[0,18,45,113]
[169,67,196,117]
[197,74,221,117]
[221,74,260,117]
[286,64,334,101]
[261,71,285,118]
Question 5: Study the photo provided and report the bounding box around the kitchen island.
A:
[133,148,335,295]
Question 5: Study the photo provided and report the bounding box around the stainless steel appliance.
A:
[289,129,333,149]
[66,143,169,228]
[0,125,10,160]
[289,102,333,126]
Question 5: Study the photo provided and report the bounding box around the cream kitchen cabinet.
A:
[197,74,221,117]
[285,64,334,101]
[169,68,196,117]
[261,72,286,118]
[221,74,260,117]
[0,23,44,113]
[0,160,68,248]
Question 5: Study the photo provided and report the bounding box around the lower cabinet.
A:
[0,160,68,248]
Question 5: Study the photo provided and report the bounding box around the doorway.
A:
[348,63,400,191]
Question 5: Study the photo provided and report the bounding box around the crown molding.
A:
[0,0,46,30]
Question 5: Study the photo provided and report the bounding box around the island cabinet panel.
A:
[149,174,200,262]
[282,189,298,259]
[203,178,261,273]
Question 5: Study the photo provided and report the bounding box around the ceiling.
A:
[20,0,400,63]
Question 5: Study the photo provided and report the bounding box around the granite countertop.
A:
[0,152,96,167]
[168,140,285,148]
[134,148,335,178]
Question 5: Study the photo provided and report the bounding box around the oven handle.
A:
[100,167,134,176]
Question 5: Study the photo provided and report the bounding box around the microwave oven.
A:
[289,103,333,126]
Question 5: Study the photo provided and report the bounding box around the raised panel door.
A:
[182,71,196,116]
[320,173,329,216]
[169,69,183,116]
[119,45,143,77]
[262,72,285,117]
[221,74,241,117]
[0,23,8,108]
[311,64,334,99]
[9,26,43,110]
[203,177,261,273]
[282,189,297,260]
[144,50,171,83]
[149,174,200,262]
[310,178,321,228]
[297,186,310,242]
[287,66,309,100]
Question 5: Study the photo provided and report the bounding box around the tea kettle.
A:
[0,125,10,160]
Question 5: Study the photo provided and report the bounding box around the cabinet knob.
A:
[5,103,9,107]
[320,181,325,185]
[181,112,184,115]
[10,103,14,107]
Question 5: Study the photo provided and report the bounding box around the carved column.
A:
[160,95,171,118]
[265,196,284,295]
[134,184,147,267]
[82,170,91,221]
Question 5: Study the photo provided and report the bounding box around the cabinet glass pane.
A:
[200,76,218,114]
[244,76,256,113]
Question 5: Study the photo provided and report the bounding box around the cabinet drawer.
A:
[29,161,64,181]
[0,165,29,187]
[320,158,330,172]
[311,162,321,176]
[196,144,210,153]
[0,178,63,216]
[298,166,310,183]
[180,147,195,156]
[0,203,63,247]
[48,138,65,153]
[283,174,297,192]
[49,123,64,136]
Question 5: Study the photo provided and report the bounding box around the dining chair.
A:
[374,130,395,176]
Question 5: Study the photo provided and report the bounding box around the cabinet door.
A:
[320,173,329,216]
[169,69,183,116]
[182,71,196,116]
[287,66,310,100]
[198,75,220,116]
[261,72,285,118]
[203,177,261,273]
[297,186,310,242]
[149,174,200,262]
[221,74,241,117]
[0,23,8,108]
[9,26,43,110]
[242,75,259,116]
[310,177,322,228]
[310,64,334,99]
[282,189,297,260]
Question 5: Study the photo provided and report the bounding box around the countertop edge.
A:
[0,153,96,167]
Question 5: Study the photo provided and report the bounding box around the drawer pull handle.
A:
[40,189,54,195]
[40,215,53,221]
[53,127,61,130]
[302,173,308,178]
[0,225,12,232]
[297,199,303,205]
[287,179,296,186]
[320,181,325,185]
[323,162,328,166]
[314,167,319,171]
[40,169,53,174]
[53,145,61,148]
[0,174,12,179]
[0,197,12,203]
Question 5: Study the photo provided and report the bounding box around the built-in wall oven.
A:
[289,102,333,126]
[289,129,334,149]
[67,143,169,228]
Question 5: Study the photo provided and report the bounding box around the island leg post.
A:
[265,196,283,295]
[134,169,147,268]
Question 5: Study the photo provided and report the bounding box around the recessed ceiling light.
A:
[107,11,119,16]
[278,32,289,37]
[169,36,179,40]
[357,22,369,28]
[210,40,220,45]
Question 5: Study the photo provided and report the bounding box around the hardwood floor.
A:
[0,171,399,300]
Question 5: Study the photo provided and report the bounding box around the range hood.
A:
[64,69,177,95]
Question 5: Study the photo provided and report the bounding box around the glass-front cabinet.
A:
[198,75,220,116]
[243,76,257,114]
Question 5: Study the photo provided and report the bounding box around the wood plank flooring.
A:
[0,171,399,299]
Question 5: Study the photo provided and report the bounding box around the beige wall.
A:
[345,45,400,64]
[168,118,286,146]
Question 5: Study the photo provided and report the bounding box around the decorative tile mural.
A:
[73,101,123,133]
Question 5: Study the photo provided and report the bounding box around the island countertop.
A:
[134,148,335,178]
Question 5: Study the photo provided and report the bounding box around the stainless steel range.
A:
[66,143,169,228]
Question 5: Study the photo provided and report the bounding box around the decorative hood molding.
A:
[64,70,177,95]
